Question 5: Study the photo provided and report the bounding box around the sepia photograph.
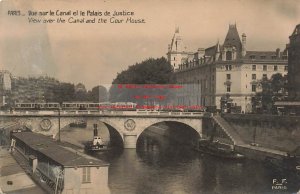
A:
[0,0,300,193]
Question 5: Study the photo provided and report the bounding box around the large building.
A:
[287,24,300,100]
[0,70,12,107]
[169,24,288,113]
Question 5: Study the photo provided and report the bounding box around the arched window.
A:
[226,51,232,60]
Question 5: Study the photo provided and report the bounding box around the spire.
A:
[216,40,221,53]
[215,40,221,61]
[223,24,242,52]
[170,26,182,51]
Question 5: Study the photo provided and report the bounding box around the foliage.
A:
[109,57,174,102]
[88,85,108,102]
[253,73,287,113]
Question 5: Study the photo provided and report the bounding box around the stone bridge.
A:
[0,110,204,148]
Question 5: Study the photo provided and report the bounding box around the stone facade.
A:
[287,24,300,100]
[0,70,12,107]
[170,24,288,113]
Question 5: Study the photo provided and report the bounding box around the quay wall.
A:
[222,114,300,152]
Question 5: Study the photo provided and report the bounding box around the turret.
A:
[242,33,247,57]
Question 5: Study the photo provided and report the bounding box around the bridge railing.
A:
[0,110,203,117]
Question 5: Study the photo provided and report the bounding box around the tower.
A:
[167,27,185,70]
[222,24,243,60]
[288,24,300,99]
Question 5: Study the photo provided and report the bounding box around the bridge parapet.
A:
[0,110,204,117]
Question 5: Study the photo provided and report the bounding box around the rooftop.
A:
[12,132,108,168]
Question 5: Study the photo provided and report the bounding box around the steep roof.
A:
[244,51,286,60]
[223,24,242,52]
[291,24,300,36]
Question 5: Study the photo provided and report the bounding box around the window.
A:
[227,86,231,92]
[82,167,91,183]
[271,56,277,59]
[263,74,267,79]
[250,55,256,60]
[252,65,256,71]
[225,65,232,71]
[226,51,232,60]
[284,65,288,71]
[260,56,266,59]
[226,74,231,80]
[274,65,278,71]
[263,65,267,71]
[252,74,256,80]
[252,85,256,92]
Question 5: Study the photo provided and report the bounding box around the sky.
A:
[0,0,299,90]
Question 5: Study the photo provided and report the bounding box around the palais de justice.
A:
[168,24,288,113]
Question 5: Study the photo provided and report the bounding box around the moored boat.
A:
[264,147,300,179]
[196,138,245,160]
[69,120,87,128]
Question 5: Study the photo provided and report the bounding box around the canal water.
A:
[89,131,299,194]
[60,123,299,194]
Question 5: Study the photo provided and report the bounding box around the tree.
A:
[53,83,75,103]
[88,85,108,102]
[109,57,174,102]
[254,73,287,113]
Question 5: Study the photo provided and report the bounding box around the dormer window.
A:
[260,56,266,59]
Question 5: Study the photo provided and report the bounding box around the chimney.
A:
[276,48,280,59]
[242,33,247,57]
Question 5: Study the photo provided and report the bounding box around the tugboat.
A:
[84,124,109,152]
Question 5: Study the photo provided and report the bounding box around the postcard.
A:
[0,0,299,194]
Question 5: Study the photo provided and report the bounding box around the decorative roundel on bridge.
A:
[124,119,136,131]
[40,119,52,131]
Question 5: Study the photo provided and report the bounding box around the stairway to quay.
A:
[211,113,300,160]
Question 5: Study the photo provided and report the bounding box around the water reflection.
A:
[92,131,299,194]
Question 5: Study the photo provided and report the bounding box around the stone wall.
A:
[222,114,300,152]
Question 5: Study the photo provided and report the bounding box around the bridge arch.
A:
[100,121,124,148]
[136,120,202,139]
[136,120,201,149]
